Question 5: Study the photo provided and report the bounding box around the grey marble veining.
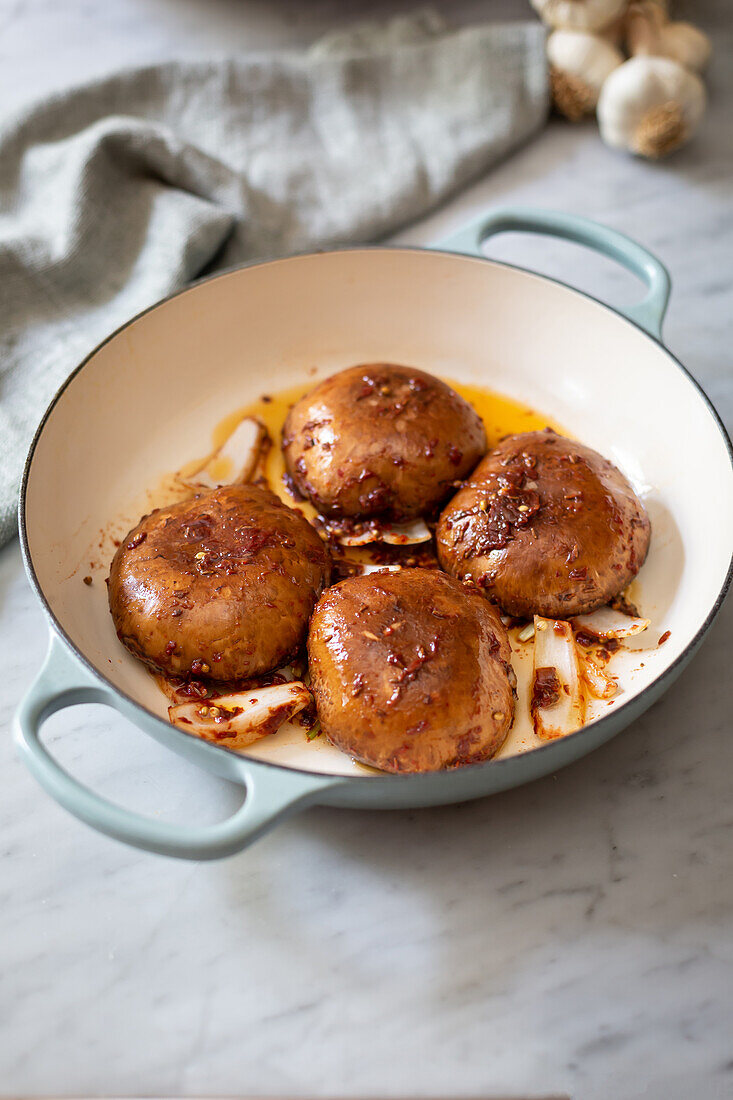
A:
[1,3,732,1099]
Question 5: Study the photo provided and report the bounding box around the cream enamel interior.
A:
[23,248,733,777]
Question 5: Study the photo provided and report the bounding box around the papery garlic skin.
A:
[531,0,627,32]
[598,56,706,158]
[547,30,623,119]
[626,0,667,55]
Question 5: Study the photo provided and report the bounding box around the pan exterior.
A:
[15,208,733,857]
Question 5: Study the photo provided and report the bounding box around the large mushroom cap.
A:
[282,364,486,521]
[109,484,330,681]
[436,429,650,619]
[307,568,514,773]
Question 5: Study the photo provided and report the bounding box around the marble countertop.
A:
[1,3,732,1099]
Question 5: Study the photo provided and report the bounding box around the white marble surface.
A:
[1,2,733,1099]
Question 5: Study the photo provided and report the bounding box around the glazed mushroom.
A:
[282,364,486,520]
[307,569,515,773]
[109,484,330,681]
[436,430,650,620]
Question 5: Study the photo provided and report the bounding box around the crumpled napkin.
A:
[0,13,547,545]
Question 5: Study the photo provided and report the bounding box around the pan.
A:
[14,206,733,860]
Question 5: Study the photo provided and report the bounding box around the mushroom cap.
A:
[109,484,330,680]
[307,568,515,773]
[282,364,486,521]
[436,430,650,620]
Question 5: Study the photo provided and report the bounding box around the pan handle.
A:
[433,206,671,340]
[14,635,337,861]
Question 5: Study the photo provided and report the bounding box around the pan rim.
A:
[17,244,733,784]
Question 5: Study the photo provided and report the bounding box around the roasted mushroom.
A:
[307,569,515,773]
[282,364,486,520]
[109,484,329,681]
[436,429,650,619]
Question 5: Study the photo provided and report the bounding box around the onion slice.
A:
[331,518,431,547]
[361,563,402,575]
[182,417,266,490]
[531,616,585,741]
[572,606,650,639]
[334,526,379,547]
[381,519,432,545]
[169,681,311,749]
[580,654,618,700]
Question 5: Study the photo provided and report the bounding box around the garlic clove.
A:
[598,56,706,158]
[547,30,623,120]
[531,0,627,33]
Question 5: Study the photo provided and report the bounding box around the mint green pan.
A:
[15,207,733,860]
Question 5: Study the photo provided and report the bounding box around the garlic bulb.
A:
[530,0,627,33]
[547,30,623,120]
[598,56,706,158]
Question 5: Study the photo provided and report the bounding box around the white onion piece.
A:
[333,518,431,547]
[580,655,618,700]
[381,519,432,545]
[531,616,585,741]
[169,681,311,748]
[572,606,650,639]
[361,563,402,575]
[336,527,380,547]
[182,417,265,490]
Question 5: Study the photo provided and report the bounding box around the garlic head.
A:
[547,30,623,120]
[598,56,706,158]
[530,0,628,33]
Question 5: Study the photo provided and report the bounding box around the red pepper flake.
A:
[164,641,176,656]
[356,378,376,399]
[126,531,147,550]
[658,630,671,646]
[531,667,561,710]
[177,679,210,700]
[568,567,587,580]
[448,445,463,467]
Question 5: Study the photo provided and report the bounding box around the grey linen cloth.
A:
[0,15,547,545]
